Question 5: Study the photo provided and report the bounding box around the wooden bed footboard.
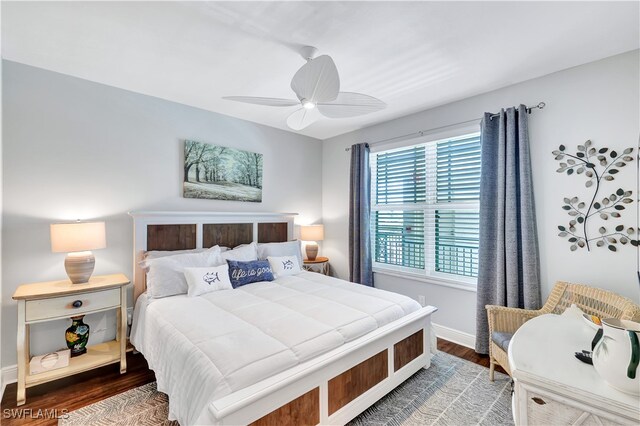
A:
[208,307,436,426]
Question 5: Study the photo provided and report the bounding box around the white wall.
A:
[322,50,640,337]
[1,60,323,368]
[0,31,4,396]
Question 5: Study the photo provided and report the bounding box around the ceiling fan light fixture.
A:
[302,100,316,109]
[224,50,385,131]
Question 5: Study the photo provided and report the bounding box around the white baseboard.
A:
[432,323,476,349]
[1,364,18,401]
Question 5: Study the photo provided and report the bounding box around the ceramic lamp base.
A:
[65,251,95,284]
[305,242,319,261]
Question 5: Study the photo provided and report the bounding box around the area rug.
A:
[60,352,513,425]
[348,352,513,426]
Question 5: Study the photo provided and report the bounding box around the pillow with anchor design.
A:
[267,255,302,278]
[184,264,233,297]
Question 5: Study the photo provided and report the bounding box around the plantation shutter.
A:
[373,146,426,270]
[375,146,426,204]
[374,210,425,269]
[433,210,480,277]
[435,136,481,203]
[372,133,481,280]
[429,135,481,277]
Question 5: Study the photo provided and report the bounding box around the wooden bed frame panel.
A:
[258,222,288,243]
[147,224,197,251]
[328,350,388,415]
[249,387,320,426]
[129,211,437,426]
[203,223,253,248]
[394,329,424,372]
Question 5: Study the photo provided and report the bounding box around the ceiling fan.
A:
[223,46,386,131]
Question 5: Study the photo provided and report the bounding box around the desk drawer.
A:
[25,289,120,322]
[524,389,636,426]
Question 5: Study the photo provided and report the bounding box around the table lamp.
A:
[50,221,106,284]
[301,225,324,261]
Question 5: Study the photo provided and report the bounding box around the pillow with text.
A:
[227,259,274,288]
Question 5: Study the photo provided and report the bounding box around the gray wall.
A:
[0,54,4,386]
[1,61,323,367]
[322,50,640,337]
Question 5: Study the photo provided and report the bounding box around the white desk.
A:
[509,314,640,425]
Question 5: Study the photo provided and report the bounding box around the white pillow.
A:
[221,242,258,262]
[258,241,303,266]
[141,245,221,267]
[144,248,205,261]
[145,249,220,300]
[268,255,302,278]
[184,264,233,297]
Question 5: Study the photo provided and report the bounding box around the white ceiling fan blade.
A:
[222,96,300,107]
[317,92,386,118]
[286,107,321,131]
[290,55,340,104]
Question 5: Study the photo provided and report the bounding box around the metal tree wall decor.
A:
[552,140,638,252]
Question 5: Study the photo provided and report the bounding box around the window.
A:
[371,133,481,284]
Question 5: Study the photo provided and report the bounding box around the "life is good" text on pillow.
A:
[226,260,275,288]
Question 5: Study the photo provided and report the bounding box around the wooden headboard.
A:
[129,211,297,303]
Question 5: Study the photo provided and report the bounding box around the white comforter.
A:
[131,271,421,425]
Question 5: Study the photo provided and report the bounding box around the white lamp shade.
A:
[301,225,324,241]
[50,221,107,253]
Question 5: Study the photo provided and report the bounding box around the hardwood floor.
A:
[1,352,155,426]
[437,338,507,375]
[1,339,505,425]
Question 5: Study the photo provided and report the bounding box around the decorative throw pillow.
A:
[184,264,233,297]
[267,255,302,278]
[145,249,221,300]
[257,241,303,266]
[227,260,274,288]
[221,242,258,262]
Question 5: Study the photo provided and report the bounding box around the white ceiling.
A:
[2,1,638,140]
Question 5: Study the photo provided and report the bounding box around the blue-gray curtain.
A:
[475,105,541,354]
[349,143,374,286]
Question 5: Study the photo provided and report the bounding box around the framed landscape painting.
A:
[183,140,263,202]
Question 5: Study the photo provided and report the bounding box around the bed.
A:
[129,211,437,425]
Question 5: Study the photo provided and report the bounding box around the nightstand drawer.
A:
[25,289,120,322]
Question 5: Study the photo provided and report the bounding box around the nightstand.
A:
[12,273,129,406]
[303,256,330,275]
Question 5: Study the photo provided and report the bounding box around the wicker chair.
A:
[486,281,640,381]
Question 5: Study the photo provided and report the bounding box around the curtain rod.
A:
[344,102,546,151]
